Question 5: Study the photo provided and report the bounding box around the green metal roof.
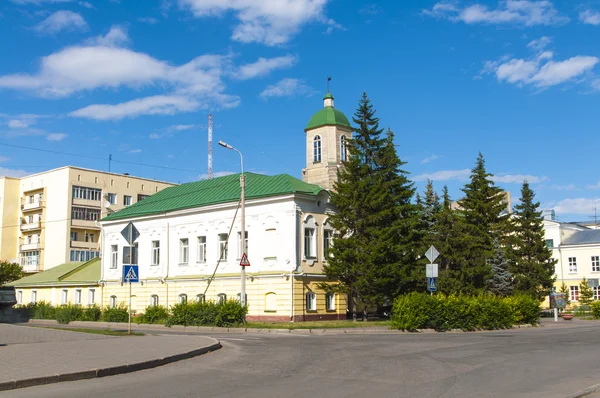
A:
[305,93,351,131]
[9,258,100,287]
[323,92,334,100]
[102,173,324,222]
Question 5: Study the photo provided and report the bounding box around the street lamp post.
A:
[218,140,246,308]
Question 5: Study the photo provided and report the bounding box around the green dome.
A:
[305,92,351,131]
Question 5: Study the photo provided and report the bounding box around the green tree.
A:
[417,180,442,243]
[487,239,514,297]
[325,93,417,319]
[510,182,557,300]
[0,260,22,287]
[431,187,461,294]
[559,282,571,307]
[579,277,594,308]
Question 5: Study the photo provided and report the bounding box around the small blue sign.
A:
[123,265,139,283]
[427,277,437,292]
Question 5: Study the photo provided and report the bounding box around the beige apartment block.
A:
[0,166,175,273]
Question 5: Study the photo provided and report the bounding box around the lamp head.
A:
[218,140,232,149]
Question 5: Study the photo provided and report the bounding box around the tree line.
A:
[323,93,556,319]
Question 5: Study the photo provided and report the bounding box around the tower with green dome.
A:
[302,92,352,191]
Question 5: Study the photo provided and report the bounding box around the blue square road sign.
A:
[427,277,437,292]
[123,265,139,283]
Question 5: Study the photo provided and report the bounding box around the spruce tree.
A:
[487,239,514,297]
[433,187,461,294]
[418,180,442,233]
[579,277,593,308]
[325,93,417,318]
[511,181,557,300]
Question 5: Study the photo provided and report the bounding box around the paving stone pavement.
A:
[0,324,220,391]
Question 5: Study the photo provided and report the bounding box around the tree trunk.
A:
[352,292,357,322]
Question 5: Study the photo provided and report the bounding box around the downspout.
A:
[165,221,170,306]
[99,224,105,309]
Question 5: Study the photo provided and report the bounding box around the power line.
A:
[0,142,201,174]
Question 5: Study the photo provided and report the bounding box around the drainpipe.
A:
[165,221,170,305]
[290,265,294,322]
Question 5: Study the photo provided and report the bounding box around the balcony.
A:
[19,257,40,273]
[21,200,44,212]
[70,240,97,249]
[71,219,100,229]
[72,198,101,208]
[20,221,41,231]
[20,242,41,251]
[21,263,40,273]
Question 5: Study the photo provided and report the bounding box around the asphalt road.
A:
[5,322,600,398]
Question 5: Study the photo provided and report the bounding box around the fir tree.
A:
[487,240,514,297]
[325,94,417,319]
[559,282,571,307]
[418,180,442,232]
[510,182,557,300]
[579,277,594,308]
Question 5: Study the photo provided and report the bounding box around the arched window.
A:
[265,292,277,312]
[217,293,227,305]
[340,135,347,161]
[305,292,316,311]
[196,294,205,304]
[313,136,322,163]
[150,295,159,307]
[178,294,187,304]
[326,293,336,311]
[109,295,117,309]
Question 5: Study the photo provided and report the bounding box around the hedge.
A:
[165,300,247,327]
[391,293,540,332]
[591,301,600,319]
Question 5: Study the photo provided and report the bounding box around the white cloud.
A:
[548,198,600,215]
[0,167,30,178]
[46,132,67,141]
[34,10,88,34]
[324,18,344,34]
[493,174,548,184]
[11,0,73,4]
[128,149,142,153]
[69,95,201,121]
[587,182,600,190]
[580,10,600,25]
[236,55,297,80]
[420,154,440,164]
[168,124,195,131]
[198,170,234,180]
[0,156,10,163]
[149,124,196,139]
[149,133,161,139]
[259,78,312,99]
[138,17,158,24]
[542,184,576,191]
[424,1,569,26]
[527,36,552,52]
[78,1,92,8]
[178,0,332,45]
[413,169,471,182]
[88,25,130,47]
[8,119,28,128]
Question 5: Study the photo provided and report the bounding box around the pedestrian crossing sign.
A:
[123,265,139,283]
[427,277,437,292]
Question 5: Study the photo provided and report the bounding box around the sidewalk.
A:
[0,324,220,391]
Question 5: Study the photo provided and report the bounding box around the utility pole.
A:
[208,114,213,179]
[108,154,112,173]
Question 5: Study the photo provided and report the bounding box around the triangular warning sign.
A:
[125,267,138,280]
[239,253,250,267]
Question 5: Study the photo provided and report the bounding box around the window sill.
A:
[326,309,336,312]
[178,263,189,266]
[264,310,277,313]
[568,272,578,274]
[306,309,317,313]
[196,261,207,264]
[303,257,317,261]
[150,264,159,266]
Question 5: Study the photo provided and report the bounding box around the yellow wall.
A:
[15,285,101,307]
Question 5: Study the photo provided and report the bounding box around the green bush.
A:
[166,300,247,327]
[591,301,600,319]
[391,293,541,332]
[30,301,56,319]
[81,305,102,321]
[102,304,129,323]
[215,300,248,327]
[137,305,169,324]
[55,304,83,324]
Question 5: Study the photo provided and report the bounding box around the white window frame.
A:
[110,295,117,308]
[323,229,333,261]
[340,135,347,161]
[151,241,160,266]
[151,295,159,307]
[592,256,600,272]
[75,289,82,305]
[196,294,205,303]
[217,293,227,304]
[88,288,95,305]
[179,238,189,264]
[107,193,117,205]
[304,228,316,259]
[61,289,68,305]
[594,286,600,301]
[17,290,22,305]
[313,135,322,163]
[218,234,228,261]
[569,257,577,273]
[570,286,579,302]
[110,245,118,269]
[31,290,37,304]
[237,231,248,259]
[123,195,132,206]
[179,294,187,304]
[197,236,207,263]
[306,292,316,311]
[326,292,335,311]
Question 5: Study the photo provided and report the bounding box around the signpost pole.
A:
[554,307,558,322]
[128,281,132,335]
[240,173,246,308]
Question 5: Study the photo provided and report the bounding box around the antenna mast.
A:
[208,114,213,179]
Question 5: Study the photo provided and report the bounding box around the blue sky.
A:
[1,0,599,222]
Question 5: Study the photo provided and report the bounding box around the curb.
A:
[565,382,600,398]
[0,338,221,392]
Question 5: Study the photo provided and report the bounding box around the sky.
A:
[0,0,599,222]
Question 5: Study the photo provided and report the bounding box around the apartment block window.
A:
[127,182,130,188]
[217,293,227,304]
[72,186,102,201]
[38,192,43,202]
[75,289,82,305]
[110,245,118,269]
[218,233,228,261]
[324,229,333,259]
[106,193,117,205]
[151,295,159,307]
[592,256,600,272]
[570,286,579,302]
[237,231,248,259]
[85,233,94,243]
[569,257,578,273]
[306,292,316,311]
[94,177,98,184]
[61,289,68,305]
[142,184,145,190]
[20,251,40,267]
[27,235,32,244]
[31,290,37,304]
[88,288,95,305]
[304,228,316,259]
[137,194,150,202]
[326,293,335,311]
[179,294,187,304]
[70,232,78,241]
[110,295,117,308]
[197,236,206,263]
[545,239,554,248]
[71,207,101,221]
[180,238,189,264]
[111,179,114,186]
[28,215,33,223]
[28,195,35,204]
[151,241,160,265]
[70,250,100,262]
[123,195,132,206]
[17,291,22,305]
[313,135,322,162]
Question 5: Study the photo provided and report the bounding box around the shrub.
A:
[167,302,199,326]
[591,301,600,319]
[55,304,83,324]
[102,304,129,323]
[30,301,56,320]
[215,300,247,327]
[166,300,247,327]
[391,292,432,331]
[138,305,169,324]
[81,305,102,321]
[505,295,540,325]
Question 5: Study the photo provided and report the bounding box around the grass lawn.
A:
[245,320,391,329]
[45,327,144,336]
